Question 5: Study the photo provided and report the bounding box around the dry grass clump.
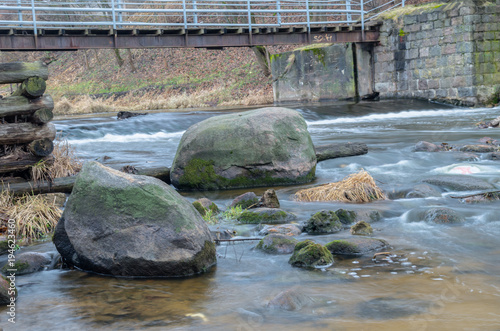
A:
[294,170,387,203]
[55,95,115,115]
[0,188,62,243]
[31,137,82,185]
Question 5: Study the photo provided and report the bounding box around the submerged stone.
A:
[424,207,465,224]
[170,107,317,190]
[423,175,495,191]
[356,297,433,320]
[53,162,216,278]
[304,210,342,234]
[267,288,314,311]
[259,224,302,236]
[289,240,334,268]
[256,234,298,254]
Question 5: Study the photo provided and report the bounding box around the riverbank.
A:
[0,46,290,115]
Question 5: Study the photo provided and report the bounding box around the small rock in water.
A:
[289,240,334,269]
[424,207,465,224]
[350,221,373,236]
[229,192,259,209]
[414,141,442,152]
[117,111,147,120]
[193,198,220,216]
[257,189,280,208]
[304,210,342,234]
[259,224,301,236]
[1,252,52,275]
[256,234,298,254]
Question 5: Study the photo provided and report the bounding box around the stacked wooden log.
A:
[0,62,56,176]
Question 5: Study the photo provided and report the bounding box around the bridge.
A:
[0,0,403,50]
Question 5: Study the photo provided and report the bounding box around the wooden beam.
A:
[0,122,56,145]
[0,62,49,84]
[0,95,54,117]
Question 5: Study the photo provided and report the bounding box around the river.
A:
[2,100,500,330]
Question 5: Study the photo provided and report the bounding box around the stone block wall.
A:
[374,0,500,106]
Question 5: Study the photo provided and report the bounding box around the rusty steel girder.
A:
[0,27,379,50]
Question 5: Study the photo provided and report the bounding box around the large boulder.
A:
[53,162,216,278]
[170,107,317,190]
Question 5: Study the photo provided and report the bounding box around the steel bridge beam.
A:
[0,26,379,51]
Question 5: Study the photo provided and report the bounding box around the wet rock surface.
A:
[423,175,495,191]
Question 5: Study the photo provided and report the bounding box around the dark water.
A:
[2,100,500,330]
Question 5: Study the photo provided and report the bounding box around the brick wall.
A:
[374,0,500,107]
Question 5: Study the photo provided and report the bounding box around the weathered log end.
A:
[0,122,56,145]
[12,76,47,99]
[0,62,49,84]
[315,143,368,162]
[28,138,54,157]
[31,108,54,124]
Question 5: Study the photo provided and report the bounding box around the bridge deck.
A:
[0,25,380,50]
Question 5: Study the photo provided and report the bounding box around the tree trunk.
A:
[0,95,54,118]
[315,143,368,162]
[11,76,47,99]
[31,108,54,124]
[0,150,51,174]
[114,49,125,67]
[251,46,271,77]
[0,62,49,84]
[28,138,54,157]
[5,166,171,195]
[0,122,56,145]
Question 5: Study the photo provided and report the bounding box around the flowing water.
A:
[2,100,500,330]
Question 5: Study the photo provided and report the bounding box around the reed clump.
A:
[294,170,386,203]
[31,136,82,185]
[0,188,62,243]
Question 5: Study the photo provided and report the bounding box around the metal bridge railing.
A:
[0,0,404,34]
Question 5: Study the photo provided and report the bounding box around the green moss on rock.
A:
[256,234,298,254]
[325,240,361,256]
[237,209,290,224]
[335,209,357,225]
[0,241,9,255]
[289,240,334,268]
[304,210,342,234]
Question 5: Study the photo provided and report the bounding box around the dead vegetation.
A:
[0,188,62,243]
[294,170,386,203]
[31,136,82,185]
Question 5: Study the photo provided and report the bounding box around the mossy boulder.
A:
[304,210,342,234]
[1,252,52,276]
[424,207,465,224]
[335,209,357,225]
[192,198,220,216]
[229,192,259,209]
[350,221,373,236]
[326,237,389,256]
[0,275,16,305]
[237,208,297,224]
[170,107,317,190]
[256,234,298,254]
[53,162,216,278]
[289,240,334,268]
